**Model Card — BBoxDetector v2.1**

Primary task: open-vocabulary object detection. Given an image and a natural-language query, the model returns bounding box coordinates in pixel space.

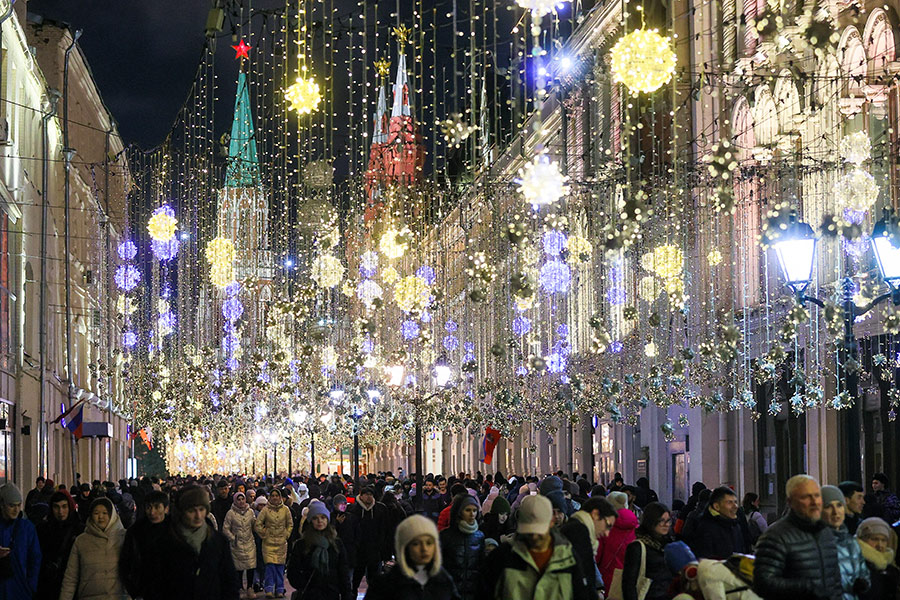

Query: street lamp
[771,208,900,482]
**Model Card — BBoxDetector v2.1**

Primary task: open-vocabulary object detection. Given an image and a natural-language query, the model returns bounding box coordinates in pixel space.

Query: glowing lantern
[285,76,321,115]
[610,29,677,94]
[147,205,178,243]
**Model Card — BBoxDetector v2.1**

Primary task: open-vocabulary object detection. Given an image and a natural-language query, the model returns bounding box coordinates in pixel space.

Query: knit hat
[395,515,442,579]
[0,483,22,506]
[253,496,268,508]
[490,496,511,515]
[873,473,890,486]
[538,476,564,496]
[484,537,499,550]
[607,491,628,512]
[178,486,211,512]
[233,491,246,503]
[665,541,697,573]
[451,493,479,525]
[333,494,347,507]
[820,485,844,508]
[360,486,375,497]
[306,500,330,521]
[857,517,893,542]
[517,494,552,535]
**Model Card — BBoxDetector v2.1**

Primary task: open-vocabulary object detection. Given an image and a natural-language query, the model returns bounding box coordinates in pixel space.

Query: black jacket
[439,526,485,600]
[687,509,749,559]
[559,515,599,590]
[144,518,239,600]
[364,564,461,600]
[420,489,445,522]
[348,500,391,563]
[622,537,672,600]
[332,510,360,566]
[860,561,899,600]
[286,536,352,600]
[211,495,232,529]
[35,514,83,600]
[119,517,168,598]
[481,512,513,543]
[752,511,842,600]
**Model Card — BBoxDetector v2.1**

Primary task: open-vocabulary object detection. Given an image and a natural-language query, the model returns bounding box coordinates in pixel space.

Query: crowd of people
[0,468,897,599]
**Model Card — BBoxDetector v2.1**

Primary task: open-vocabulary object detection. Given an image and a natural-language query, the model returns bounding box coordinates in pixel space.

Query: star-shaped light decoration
[232,40,251,60]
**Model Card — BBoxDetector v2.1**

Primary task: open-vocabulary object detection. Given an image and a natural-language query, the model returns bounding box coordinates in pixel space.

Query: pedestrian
[420,478,444,522]
[820,485,869,600]
[608,473,626,494]
[381,485,408,542]
[437,484,467,531]
[119,489,169,599]
[620,501,674,600]
[223,491,257,598]
[865,473,900,524]
[439,494,484,600]
[146,485,238,600]
[559,496,617,592]
[634,478,659,509]
[855,517,899,600]
[839,482,866,535]
[76,483,93,523]
[480,494,593,600]
[0,482,41,598]
[752,474,841,600]
[675,482,707,536]
[539,475,572,526]
[330,494,359,579]
[742,492,767,546]
[481,495,512,543]
[365,514,459,600]
[348,485,391,592]
[597,490,638,596]
[687,486,749,559]
[212,480,233,529]
[36,490,82,600]
[286,500,352,600]
[255,488,293,598]
[24,477,45,512]
[59,497,127,600]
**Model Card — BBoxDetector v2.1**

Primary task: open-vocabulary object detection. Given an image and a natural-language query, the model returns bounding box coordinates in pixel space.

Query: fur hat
[306,500,330,521]
[607,491,629,512]
[395,515,442,579]
[178,486,211,512]
[820,485,844,508]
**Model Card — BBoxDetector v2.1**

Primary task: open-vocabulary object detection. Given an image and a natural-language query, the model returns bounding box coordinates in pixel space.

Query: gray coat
[223,506,257,571]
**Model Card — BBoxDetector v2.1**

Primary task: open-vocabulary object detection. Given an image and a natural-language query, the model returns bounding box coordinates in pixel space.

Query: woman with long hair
[620,502,673,600]
[741,492,767,546]
[286,500,351,600]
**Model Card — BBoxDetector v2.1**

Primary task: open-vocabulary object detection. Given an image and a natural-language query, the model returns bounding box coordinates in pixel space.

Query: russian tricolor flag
[66,405,84,440]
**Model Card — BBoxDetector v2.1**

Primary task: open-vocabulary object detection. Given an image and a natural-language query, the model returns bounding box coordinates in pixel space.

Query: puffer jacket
[696,559,762,600]
[752,511,842,600]
[688,509,749,560]
[439,522,485,599]
[59,508,128,600]
[598,507,638,593]
[857,538,899,600]
[832,525,869,600]
[223,504,257,571]
[255,502,293,564]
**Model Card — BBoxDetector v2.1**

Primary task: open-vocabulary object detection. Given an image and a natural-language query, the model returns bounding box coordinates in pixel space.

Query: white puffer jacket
[223,505,257,571]
[697,559,763,600]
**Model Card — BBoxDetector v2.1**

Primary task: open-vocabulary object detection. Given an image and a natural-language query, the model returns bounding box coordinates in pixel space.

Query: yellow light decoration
[839,131,870,166]
[641,244,684,280]
[321,346,338,370]
[639,276,659,302]
[522,245,540,266]
[341,280,355,297]
[707,249,723,266]
[117,296,137,315]
[517,154,569,207]
[610,29,677,94]
[515,295,536,311]
[205,237,236,288]
[310,254,345,288]
[835,168,879,213]
[379,226,411,259]
[147,210,177,243]
[381,266,400,285]
[566,235,593,265]
[393,275,430,312]
[284,76,321,115]
[644,341,658,357]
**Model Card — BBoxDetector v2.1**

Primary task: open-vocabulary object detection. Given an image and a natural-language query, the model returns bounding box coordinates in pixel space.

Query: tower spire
[224,71,260,188]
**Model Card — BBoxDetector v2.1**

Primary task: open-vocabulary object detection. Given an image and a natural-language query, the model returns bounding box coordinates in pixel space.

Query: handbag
[605,541,651,600]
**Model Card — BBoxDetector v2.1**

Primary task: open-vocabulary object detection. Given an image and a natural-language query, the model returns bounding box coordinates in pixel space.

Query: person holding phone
[0,482,42,598]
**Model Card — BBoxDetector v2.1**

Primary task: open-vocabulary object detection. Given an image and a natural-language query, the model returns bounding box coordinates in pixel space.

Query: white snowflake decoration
[516,154,570,207]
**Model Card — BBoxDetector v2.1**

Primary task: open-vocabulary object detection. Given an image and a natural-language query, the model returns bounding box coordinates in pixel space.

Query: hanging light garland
[393,275,430,312]
[311,254,345,288]
[205,237,236,288]
[284,0,321,115]
[517,154,570,207]
[379,226,411,259]
[147,204,178,242]
[610,19,677,94]
[835,168,879,214]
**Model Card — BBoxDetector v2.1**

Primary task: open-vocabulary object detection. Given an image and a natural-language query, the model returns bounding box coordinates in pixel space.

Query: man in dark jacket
[24,477,45,513]
[753,474,842,600]
[559,496,617,592]
[864,472,900,525]
[348,486,391,593]
[687,486,749,559]
[211,479,232,529]
[419,477,445,522]
[145,485,238,600]
[119,490,169,599]
[35,491,82,600]
[839,481,865,535]
[331,494,359,568]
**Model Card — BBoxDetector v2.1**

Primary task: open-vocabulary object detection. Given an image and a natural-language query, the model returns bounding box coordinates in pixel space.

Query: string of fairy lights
[108,0,900,474]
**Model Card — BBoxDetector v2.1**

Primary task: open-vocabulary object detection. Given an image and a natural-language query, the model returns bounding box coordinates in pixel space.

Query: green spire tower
[224,71,260,188]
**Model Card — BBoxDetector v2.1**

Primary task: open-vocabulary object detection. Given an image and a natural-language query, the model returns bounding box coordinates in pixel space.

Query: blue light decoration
[223,295,244,322]
[443,335,459,352]
[539,259,571,294]
[516,366,529,376]
[226,357,239,371]
[610,340,624,353]
[222,331,240,354]
[158,311,177,332]
[151,237,180,261]
[547,351,568,373]
[606,288,627,305]
[401,319,420,340]
[289,360,301,384]
[359,251,379,278]
[420,310,432,323]
[416,265,436,285]
[445,320,458,333]
[464,341,476,363]
[115,265,141,292]
[606,263,626,304]
[361,337,375,354]
[117,240,137,261]
[556,323,569,338]
[257,361,271,384]
[542,230,567,256]
[123,331,137,348]
[512,316,532,336]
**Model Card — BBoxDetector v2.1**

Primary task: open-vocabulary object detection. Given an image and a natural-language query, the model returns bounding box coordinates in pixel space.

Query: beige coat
[223,505,257,570]
[59,507,127,600]
[254,502,293,565]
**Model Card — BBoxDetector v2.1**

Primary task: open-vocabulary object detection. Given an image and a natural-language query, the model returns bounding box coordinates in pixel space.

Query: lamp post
[771,209,900,482]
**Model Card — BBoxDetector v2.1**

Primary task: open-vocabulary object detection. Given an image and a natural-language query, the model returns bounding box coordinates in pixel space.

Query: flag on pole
[51,397,86,425]
[65,405,84,440]
[481,427,501,465]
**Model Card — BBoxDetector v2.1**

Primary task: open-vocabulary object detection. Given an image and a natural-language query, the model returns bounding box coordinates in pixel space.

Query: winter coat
[119,518,167,599]
[143,518,239,600]
[866,490,900,525]
[480,530,593,600]
[439,524,485,600]
[752,511,842,600]
[857,538,899,600]
[622,536,672,600]
[559,512,600,590]
[696,559,762,600]
[59,508,127,600]
[0,515,41,599]
[598,507,638,593]
[212,495,232,530]
[223,505,256,571]
[481,512,513,543]
[286,535,352,600]
[420,489,444,522]
[348,500,391,564]
[255,502,293,564]
[35,513,83,600]
[482,487,499,514]
[688,509,749,560]
[832,525,869,600]
[746,509,768,546]
[332,510,360,566]
[365,563,461,600]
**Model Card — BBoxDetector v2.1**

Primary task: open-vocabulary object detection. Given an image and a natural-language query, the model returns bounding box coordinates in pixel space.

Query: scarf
[232,503,250,516]
[858,539,896,571]
[458,520,478,535]
[412,565,429,587]
[179,523,208,555]
[308,533,331,574]
[636,532,666,552]
[571,510,599,554]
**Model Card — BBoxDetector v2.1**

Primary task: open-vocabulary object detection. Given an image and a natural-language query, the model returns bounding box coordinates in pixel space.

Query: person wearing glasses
[621,502,674,600]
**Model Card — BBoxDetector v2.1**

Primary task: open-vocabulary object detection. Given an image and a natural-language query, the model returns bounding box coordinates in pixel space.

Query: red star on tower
[232,40,251,60]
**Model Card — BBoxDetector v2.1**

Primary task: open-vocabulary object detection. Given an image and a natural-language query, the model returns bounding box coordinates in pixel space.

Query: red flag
[481,427,501,465]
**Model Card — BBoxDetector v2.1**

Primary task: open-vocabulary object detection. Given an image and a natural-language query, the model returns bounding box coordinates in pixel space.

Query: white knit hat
[395,514,442,579]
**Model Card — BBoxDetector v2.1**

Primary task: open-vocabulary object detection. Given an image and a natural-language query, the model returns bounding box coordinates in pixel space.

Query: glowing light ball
[515,295,536,311]
[610,29,677,94]
[151,237,179,261]
[542,230,567,256]
[512,316,532,336]
[835,168,879,213]
[205,237,236,288]
[641,244,684,280]
[311,254,344,288]
[707,248,723,266]
[379,226,410,259]
[517,154,569,207]
[394,276,430,313]
[223,296,244,322]
[123,331,137,348]
[320,346,338,370]
[416,265,437,285]
[539,259,571,294]
[840,131,870,166]
[158,312,176,336]
[443,335,459,352]
[117,240,137,261]
[445,320,458,333]
[644,341,658,357]
[356,279,383,308]
[516,0,569,17]
[117,296,137,315]
[566,235,592,265]
[147,205,177,243]
[401,319,420,340]
[359,250,379,278]
[285,76,321,114]
[115,264,141,292]
[381,266,400,285]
